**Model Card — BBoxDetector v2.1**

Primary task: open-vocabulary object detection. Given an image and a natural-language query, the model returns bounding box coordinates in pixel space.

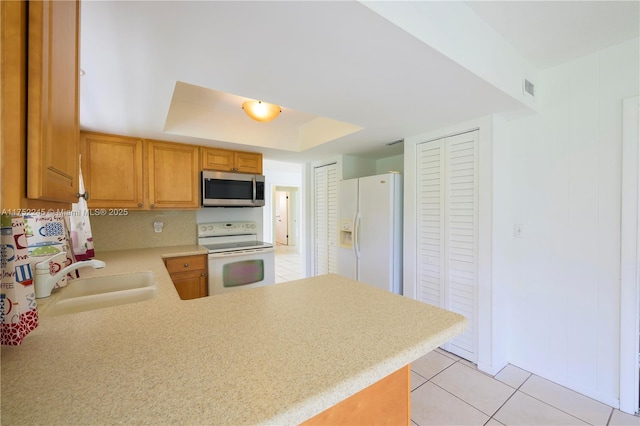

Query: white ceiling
[79,1,639,164]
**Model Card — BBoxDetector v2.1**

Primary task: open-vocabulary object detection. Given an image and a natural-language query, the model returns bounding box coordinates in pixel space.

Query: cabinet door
[170,272,207,300]
[147,140,200,209]
[81,132,145,209]
[234,151,263,174]
[27,0,79,203]
[165,255,208,300]
[201,147,234,171]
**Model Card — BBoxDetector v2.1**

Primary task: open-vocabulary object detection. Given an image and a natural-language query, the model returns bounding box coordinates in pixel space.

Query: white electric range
[197,221,275,295]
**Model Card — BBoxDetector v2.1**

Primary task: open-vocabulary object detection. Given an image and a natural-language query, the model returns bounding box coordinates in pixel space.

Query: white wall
[342,153,405,179]
[505,38,639,407]
[342,155,376,180]
[376,154,404,174]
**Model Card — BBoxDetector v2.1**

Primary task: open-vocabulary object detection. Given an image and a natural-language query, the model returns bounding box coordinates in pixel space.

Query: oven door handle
[209,249,273,259]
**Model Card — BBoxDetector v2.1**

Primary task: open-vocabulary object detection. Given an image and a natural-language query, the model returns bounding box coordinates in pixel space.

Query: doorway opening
[273,186,299,248]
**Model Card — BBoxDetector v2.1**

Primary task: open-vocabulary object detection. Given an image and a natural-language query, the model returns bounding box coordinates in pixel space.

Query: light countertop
[1,245,467,425]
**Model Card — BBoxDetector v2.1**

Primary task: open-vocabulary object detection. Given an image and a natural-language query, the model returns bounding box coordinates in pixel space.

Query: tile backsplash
[90,210,197,251]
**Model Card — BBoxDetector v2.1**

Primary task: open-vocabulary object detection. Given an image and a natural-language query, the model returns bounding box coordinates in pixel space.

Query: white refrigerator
[337,172,402,294]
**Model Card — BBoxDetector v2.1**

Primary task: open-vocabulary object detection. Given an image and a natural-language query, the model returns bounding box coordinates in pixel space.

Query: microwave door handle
[252,176,256,204]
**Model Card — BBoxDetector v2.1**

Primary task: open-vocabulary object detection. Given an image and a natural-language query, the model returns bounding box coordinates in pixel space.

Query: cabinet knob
[138,203,143,207]
[151,204,155,208]
[77,191,89,201]
[200,272,205,277]
[184,263,189,268]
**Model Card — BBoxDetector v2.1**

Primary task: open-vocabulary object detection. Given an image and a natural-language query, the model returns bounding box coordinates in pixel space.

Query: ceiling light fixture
[242,100,281,123]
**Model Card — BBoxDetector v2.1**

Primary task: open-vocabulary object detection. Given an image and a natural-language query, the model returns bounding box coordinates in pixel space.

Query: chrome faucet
[34,258,106,298]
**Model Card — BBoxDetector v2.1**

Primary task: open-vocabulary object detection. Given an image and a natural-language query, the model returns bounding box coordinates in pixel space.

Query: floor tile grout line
[423,358,498,418]
[410,359,458,393]
[605,407,614,426]
[485,385,520,423]
[517,373,614,425]
[428,380,493,420]
[514,389,597,425]
[485,369,534,424]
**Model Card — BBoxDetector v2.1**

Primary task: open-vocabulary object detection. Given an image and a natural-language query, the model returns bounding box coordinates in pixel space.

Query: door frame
[620,95,639,414]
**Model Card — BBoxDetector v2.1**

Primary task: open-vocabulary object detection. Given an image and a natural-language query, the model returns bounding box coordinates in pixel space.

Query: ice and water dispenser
[339,220,353,249]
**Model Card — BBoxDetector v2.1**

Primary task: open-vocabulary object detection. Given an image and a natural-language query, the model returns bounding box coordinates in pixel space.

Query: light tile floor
[412,348,640,426]
[273,248,639,425]
[275,244,303,283]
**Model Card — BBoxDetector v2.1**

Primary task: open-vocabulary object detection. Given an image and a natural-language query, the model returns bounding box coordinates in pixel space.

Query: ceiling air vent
[384,139,404,146]
[523,79,535,98]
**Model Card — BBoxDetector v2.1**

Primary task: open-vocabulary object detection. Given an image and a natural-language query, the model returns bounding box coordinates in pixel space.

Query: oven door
[208,248,275,295]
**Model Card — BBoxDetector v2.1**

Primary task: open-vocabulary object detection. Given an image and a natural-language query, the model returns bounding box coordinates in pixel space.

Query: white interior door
[276,191,289,245]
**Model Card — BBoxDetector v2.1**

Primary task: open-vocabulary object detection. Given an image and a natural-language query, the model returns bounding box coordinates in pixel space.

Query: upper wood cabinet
[27,0,80,203]
[80,132,200,210]
[147,140,200,209]
[201,147,263,174]
[1,1,27,210]
[81,132,145,209]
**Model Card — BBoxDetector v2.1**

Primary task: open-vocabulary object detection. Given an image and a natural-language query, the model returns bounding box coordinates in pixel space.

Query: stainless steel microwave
[201,170,265,207]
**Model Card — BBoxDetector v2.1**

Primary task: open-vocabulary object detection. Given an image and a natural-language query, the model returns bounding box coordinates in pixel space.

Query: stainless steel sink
[45,271,158,316]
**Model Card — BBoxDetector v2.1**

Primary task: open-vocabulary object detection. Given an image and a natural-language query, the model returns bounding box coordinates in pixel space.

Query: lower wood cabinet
[165,255,208,300]
[301,365,410,425]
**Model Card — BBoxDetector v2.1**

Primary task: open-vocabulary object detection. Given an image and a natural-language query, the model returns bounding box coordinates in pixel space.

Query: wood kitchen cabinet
[81,132,145,209]
[302,365,409,425]
[165,255,208,300]
[201,147,263,174]
[1,0,80,209]
[147,140,200,209]
[27,0,80,203]
[80,133,200,209]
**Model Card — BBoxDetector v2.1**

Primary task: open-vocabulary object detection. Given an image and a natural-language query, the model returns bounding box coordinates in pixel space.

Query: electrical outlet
[514,224,524,238]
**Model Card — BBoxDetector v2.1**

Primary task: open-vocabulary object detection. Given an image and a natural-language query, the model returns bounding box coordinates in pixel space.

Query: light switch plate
[514,224,524,238]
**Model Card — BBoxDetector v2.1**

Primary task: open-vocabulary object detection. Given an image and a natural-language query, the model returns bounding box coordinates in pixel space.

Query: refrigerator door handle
[354,212,361,259]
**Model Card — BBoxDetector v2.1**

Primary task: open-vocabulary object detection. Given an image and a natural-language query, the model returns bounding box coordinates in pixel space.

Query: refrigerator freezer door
[357,174,397,292]
[337,179,358,280]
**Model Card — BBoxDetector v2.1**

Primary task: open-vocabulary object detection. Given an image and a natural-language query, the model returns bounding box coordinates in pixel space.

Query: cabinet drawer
[165,255,206,274]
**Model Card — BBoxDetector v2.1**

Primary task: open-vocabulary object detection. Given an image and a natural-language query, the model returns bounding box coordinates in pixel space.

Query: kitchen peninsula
[1,246,467,425]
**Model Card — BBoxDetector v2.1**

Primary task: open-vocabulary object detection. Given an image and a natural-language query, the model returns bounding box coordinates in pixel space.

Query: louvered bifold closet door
[416,130,478,362]
[314,163,338,275]
[416,142,444,308]
[326,165,338,274]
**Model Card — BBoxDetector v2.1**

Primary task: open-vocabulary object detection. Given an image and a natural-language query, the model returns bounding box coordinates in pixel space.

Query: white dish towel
[68,155,95,261]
